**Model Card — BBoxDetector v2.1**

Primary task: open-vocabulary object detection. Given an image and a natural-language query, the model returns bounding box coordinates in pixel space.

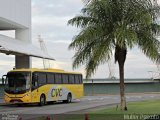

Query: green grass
[37,100,160,120]
[88,99,160,120]
[93,99,160,114]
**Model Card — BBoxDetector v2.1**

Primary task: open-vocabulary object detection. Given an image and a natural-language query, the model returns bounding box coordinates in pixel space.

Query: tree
[68,0,160,110]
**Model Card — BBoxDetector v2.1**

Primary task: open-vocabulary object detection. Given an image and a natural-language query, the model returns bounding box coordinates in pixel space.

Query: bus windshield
[5,72,31,94]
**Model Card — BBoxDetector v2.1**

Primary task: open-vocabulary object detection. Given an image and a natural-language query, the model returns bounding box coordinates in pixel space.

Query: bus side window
[38,73,47,86]
[75,75,79,84]
[62,74,69,84]
[55,74,62,84]
[47,73,55,84]
[69,75,75,84]
[79,75,82,84]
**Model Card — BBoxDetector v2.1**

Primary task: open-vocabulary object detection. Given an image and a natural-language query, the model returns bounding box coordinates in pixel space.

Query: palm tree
[68,0,160,110]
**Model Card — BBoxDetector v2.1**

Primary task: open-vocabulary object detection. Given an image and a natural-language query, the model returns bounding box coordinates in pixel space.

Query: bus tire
[63,93,72,103]
[39,94,46,106]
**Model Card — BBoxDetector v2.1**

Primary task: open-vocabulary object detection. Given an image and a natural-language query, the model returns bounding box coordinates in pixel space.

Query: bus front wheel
[39,94,46,106]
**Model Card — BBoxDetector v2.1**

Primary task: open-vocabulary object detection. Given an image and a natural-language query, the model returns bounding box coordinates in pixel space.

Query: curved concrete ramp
[0,34,54,60]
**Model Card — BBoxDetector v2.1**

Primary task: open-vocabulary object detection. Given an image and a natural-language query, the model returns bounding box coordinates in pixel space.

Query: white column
[15,28,32,69]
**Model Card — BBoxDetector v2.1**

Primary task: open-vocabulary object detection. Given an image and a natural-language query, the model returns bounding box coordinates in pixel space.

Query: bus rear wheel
[63,93,72,103]
[39,94,46,106]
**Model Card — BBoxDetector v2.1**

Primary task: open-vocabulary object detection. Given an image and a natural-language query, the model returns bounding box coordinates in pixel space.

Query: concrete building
[0,0,31,68]
[84,78,160,95]
[0,0,54,69]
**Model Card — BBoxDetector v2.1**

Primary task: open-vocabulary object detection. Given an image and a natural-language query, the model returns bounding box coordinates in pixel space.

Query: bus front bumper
[4,93,32,104]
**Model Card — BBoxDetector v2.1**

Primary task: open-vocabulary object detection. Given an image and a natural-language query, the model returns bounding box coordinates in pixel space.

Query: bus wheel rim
[68,95,71,102]
[41,96,45,104]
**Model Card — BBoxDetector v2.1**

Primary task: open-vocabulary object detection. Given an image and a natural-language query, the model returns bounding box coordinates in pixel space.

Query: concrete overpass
[0,0,54,69]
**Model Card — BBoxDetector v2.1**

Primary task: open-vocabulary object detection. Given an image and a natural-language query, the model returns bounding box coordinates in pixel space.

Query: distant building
[0,78,160,97]
[84,78,160,95]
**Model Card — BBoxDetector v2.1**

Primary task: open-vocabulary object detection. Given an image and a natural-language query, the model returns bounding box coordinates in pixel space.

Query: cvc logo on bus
[51,88,62,97]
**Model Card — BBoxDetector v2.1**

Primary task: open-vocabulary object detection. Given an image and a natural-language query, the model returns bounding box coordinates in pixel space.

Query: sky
[0,0,160,79]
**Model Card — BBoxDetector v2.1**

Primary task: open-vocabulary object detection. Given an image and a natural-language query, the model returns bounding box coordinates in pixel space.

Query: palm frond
[136,25,160,63]
[68,16,98,28]
[68,0,160,78]
[68,25,104,50]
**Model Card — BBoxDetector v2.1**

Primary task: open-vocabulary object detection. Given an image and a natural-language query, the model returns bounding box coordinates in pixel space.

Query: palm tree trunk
[118,63,127,111]
[115,45,127,111]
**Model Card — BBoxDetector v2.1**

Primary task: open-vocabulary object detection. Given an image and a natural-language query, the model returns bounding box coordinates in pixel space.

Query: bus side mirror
[2,75,7,85]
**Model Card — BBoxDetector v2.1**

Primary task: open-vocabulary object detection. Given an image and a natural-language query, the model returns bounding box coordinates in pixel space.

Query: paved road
[0,94,160,119]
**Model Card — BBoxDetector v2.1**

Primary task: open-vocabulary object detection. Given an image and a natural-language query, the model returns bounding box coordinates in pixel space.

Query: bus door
[31,73,39,102]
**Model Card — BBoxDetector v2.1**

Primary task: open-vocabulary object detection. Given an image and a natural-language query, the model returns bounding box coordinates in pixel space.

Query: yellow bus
[3,68,83,106]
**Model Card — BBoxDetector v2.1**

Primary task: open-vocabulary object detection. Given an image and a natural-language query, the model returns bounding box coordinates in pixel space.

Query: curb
[0,102,16,106]
[85,92,160,96]
[0,97,5,106]
[0,97,6,106]
[0,103,6,106]
[65,102,119,114]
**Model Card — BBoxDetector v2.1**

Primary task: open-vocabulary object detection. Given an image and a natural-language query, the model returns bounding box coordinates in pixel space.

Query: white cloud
[32,16,71,27]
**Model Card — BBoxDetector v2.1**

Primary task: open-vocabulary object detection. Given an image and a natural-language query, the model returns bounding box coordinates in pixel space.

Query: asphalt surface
[0,93,160,119]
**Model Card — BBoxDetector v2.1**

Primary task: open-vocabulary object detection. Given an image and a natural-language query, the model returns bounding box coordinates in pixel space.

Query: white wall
[0,0,31,28]
[0,0,32,68]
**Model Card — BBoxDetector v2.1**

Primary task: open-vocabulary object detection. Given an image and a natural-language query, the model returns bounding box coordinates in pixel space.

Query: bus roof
[9,68,82,74]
